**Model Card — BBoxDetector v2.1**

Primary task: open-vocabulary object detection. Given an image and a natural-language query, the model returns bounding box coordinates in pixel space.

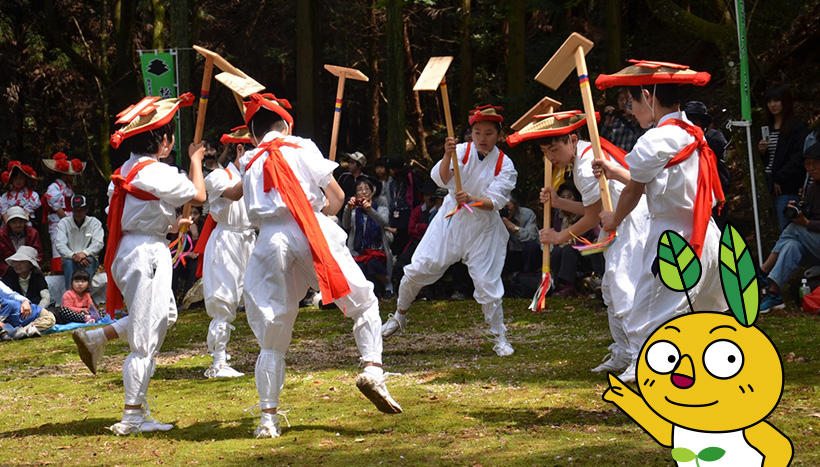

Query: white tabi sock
[363,365,384,379]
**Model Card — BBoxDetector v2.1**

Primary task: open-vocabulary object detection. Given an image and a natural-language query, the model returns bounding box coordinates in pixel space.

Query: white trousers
[203,226,255,362]
[111,234,177,406]
[244,215,383,409]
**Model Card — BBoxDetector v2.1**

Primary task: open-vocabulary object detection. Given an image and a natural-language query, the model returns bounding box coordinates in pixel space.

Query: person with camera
[342,175,394,299]
[500,195,540,277]
[759,142,820,312]
[599,88,643,152]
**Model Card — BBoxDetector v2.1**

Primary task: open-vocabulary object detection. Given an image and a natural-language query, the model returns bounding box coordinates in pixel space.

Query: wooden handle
[574,47,613,212]
[440,80,462,192]
[193,57,214,144]
[542,156,552,272]
[328,75,347,161]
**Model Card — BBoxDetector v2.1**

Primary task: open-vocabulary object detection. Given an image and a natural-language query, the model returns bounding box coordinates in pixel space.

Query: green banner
[139,50,182,164]
[735,0,752,121]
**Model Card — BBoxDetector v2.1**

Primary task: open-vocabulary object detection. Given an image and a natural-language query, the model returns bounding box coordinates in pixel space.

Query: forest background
[1,0,819,244]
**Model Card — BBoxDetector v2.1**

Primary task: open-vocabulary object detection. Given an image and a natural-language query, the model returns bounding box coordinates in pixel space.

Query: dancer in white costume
[507,110,649,374]
[194,126,256,378]
[72,93,206,435]
[239,93,401,439]
[594,60,727,382]
[382,105,517,357]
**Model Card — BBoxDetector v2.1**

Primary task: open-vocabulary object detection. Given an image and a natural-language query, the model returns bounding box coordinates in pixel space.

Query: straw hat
[43,152,86,176]
[595,59,711,90]
[506,110,598,147]
[219,125,253,145]
[243,93,294,127]
[468,105,504,126]
[5,245,39,269]
[109,92,195,149]
[1,161,38,184]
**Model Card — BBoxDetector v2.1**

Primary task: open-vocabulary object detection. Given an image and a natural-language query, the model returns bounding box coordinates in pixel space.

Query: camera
[499,207,510,218]
[783,200,807,220]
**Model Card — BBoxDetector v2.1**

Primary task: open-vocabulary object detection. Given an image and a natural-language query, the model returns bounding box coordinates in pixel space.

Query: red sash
[659,118,725,258]
[104,160,159,317]
[194,214,216,278]
[354,248,387,264]
[461,142,505,176]
[579,137,629,169]
[246,138,351,304]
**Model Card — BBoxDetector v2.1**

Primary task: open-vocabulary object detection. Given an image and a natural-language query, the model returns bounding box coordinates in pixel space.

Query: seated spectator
[2,245,50,308]
[394,181,444,276]
[342,175,394,298]
[0,273,55,341]
[337,151,367,204]
[54,194,104,289]
[0,161,40,222]
[0,206,43,275]
[759,142,820,312]
[58,269,100,324]
[501,195,541,276]
[600,87,643,152]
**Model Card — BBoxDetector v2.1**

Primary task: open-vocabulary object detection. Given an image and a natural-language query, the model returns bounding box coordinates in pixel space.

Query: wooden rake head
[510,97,563,131]
[324,65,369,82]
[534,33,594,90]
[413,56,453,91]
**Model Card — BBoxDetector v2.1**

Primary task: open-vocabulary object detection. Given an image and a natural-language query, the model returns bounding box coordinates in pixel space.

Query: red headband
[244,93,294,128]
[468,105,504,126]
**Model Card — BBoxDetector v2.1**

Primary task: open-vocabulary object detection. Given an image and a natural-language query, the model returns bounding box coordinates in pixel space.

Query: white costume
[0,188,40,218]
[106,155,197,408]
[573,140,650,364]
[396,142,516,339]
[240,130,385,411]
[45,179,74,259]
[202,163,255,375]
[625,111,727,360]
[672,426,763,466]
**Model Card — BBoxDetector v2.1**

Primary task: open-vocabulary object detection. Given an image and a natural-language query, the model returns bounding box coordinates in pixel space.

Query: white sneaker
[355,373,402,414]
[592,345,631,373]
[618,361,637,383]
[253,421,281,439]
[492,334,514,357]
[381,313,406,338]
[73,329,105,375]
[204,364,244,378]
[109,409,173,435]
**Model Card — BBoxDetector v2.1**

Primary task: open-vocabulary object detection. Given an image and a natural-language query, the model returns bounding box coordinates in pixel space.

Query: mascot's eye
[645,340,680,374]
[703,340,744,379]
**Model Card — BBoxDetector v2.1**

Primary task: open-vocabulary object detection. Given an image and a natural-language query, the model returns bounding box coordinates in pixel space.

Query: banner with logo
[139,50,182,164]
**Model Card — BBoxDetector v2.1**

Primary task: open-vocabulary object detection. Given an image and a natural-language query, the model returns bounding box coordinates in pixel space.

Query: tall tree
[385,0,405,158]
[403,15,429,160]
[458,0,473,124]
[368,0,382,160]
[605,0,623,72]
[504,0,527,119]
[169,0,193,169]
[296,0,318,139]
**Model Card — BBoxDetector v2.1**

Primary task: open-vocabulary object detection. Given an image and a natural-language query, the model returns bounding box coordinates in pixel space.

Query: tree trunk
[385,0,405,158]
[296,0,317,140]
[403,15,428,161]
[368,0,381,160]
[458,0,473,133]
[505,0,527,119]
[169,0,193,168]
[606,0,623,72]
[151,0,166,49]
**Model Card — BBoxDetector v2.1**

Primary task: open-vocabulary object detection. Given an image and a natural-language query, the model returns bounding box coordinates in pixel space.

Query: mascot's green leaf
[670,448,696,462]
[719,224,759,326]
[698,447,726,462]
[658,230,702,292]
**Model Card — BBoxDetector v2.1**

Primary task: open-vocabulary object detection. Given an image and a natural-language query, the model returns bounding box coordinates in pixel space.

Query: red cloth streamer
[580,137,629,169]
[246,138,351,304]
[660,118,725,258]
[104,160,159,317]
[353,248,387,264]
[193,214,217,278]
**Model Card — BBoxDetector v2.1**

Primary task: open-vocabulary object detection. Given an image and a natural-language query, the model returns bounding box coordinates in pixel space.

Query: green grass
[0,297,817,465]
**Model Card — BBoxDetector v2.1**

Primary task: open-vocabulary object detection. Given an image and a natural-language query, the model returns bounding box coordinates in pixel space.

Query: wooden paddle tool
[534,33,616,256]
[324,65,369,161]
[512,97,562,312]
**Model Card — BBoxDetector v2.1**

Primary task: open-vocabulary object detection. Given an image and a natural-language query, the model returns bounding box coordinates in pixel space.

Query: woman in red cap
[382,105,518,357]
[0,161,40,222]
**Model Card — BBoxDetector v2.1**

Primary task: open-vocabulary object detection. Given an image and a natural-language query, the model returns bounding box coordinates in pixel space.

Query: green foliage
[657,230,701,293]
[719,224,759,326]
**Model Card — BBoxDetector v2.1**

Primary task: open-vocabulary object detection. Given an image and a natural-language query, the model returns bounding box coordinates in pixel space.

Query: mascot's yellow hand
[603,372,626,403]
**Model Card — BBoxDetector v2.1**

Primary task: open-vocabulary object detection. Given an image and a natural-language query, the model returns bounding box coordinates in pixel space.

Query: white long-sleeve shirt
[53,215,105,260]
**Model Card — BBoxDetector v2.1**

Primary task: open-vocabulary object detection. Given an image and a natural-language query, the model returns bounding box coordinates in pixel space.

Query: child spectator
[42,152,86,272]
[60,269,100,324]
[2,245,50,308]
[0,161,40,221]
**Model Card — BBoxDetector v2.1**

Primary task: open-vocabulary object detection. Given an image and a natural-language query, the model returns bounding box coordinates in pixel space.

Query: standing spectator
[0,161,40,221]
[372,158,393,209]
[386,157,415,255]
[599,87,643,152]
[758,142,820,312]
[337,151,367,202]
[684,101,730,229]
[43,152,86,272]
[501,195,541,276]
[2,245,50,308]
[0,206,43,275]
[54,194,104,289]
[343,176,394,298]
[758,84,809,229]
